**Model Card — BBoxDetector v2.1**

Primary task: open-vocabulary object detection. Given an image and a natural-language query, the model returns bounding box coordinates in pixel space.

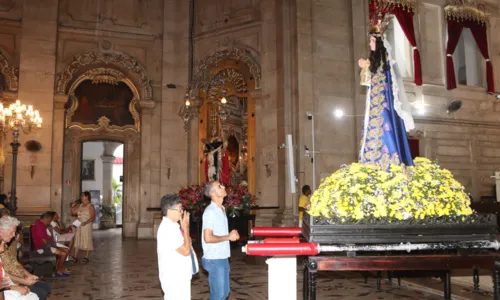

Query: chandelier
[1,99,42,216]
[216,88,229,122]
[0,100,42,133]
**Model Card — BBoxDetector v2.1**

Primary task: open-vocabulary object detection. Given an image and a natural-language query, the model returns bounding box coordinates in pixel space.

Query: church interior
[0,0,500,299]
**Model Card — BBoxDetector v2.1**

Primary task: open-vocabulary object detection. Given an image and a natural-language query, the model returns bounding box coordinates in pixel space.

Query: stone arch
[57,53,155,238]
[195,46,260,193]
[0,49,18,92]
[193,46,261,92]
[55,51,153,101]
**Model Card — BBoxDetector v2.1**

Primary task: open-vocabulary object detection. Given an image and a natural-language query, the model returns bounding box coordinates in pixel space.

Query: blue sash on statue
[359,62,413,171]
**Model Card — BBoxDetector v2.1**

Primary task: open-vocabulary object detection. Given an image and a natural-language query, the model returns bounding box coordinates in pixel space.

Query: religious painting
[226,135,240,167]
[72,80,135,127]
[81,159,95,181]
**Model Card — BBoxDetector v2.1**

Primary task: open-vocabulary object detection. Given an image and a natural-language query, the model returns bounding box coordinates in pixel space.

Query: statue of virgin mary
[357,22,415,172]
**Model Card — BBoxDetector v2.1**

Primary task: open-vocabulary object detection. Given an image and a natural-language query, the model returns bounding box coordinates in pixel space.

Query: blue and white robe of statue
[359,39,415,172]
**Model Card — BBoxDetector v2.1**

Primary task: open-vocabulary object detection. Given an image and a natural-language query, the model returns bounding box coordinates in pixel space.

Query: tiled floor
[44,229,493,299]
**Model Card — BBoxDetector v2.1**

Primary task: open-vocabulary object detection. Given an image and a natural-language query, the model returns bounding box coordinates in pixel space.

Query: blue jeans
[202,258,230,300]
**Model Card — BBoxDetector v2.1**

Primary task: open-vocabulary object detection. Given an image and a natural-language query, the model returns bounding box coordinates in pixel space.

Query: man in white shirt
[202,181,239,300]
[156,194,192,300]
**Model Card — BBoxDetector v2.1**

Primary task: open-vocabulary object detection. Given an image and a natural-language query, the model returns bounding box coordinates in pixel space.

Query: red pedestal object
[251,227,302,237]
[264,238,300,244]
[244,243,319,256]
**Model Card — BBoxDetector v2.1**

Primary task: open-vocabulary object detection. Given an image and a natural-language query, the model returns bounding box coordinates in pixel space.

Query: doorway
[80,141,124,230]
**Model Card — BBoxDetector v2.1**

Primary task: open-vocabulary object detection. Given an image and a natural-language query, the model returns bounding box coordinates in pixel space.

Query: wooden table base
[303,254,500,300]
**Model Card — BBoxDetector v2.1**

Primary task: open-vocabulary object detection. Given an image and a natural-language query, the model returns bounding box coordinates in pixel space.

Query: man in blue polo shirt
[202,181,239,300]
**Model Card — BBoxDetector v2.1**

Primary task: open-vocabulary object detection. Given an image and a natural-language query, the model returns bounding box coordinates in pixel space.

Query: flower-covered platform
[302,158,498,244]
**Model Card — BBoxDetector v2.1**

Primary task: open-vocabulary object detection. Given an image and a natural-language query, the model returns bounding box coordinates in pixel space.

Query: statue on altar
[357,20,415,171]
[203,137,230,185]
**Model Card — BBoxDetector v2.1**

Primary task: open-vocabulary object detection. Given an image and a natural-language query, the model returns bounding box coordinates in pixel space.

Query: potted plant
[100,204,116,229]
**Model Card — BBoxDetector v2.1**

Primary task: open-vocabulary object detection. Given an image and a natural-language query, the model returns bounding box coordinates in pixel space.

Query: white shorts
[5,289,40,300]
[162,280,191,300]
[298,220,303,228]
[57,232,75,242]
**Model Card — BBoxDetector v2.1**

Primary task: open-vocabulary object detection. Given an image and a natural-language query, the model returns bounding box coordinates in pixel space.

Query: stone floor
[44,229,494,299]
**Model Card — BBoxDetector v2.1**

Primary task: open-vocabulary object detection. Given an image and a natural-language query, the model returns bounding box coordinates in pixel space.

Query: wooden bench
[21,227,56,277]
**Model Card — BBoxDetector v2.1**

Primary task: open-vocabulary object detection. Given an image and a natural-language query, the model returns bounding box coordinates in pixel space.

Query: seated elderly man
[1,225,51,300]
[0,216,41,300]
[31,212,70,277]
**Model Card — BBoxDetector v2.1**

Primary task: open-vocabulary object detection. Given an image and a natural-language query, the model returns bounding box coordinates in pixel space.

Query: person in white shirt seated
[46,212,74,250]
[156,194,192,300]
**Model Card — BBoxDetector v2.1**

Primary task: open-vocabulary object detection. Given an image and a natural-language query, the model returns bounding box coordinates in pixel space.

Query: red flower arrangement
[178,184,206,214]
[178,182,256,217]
[224,182,257,217]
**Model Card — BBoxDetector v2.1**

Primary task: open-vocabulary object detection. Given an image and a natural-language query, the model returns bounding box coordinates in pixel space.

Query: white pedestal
[495,172,500,201]
[266,257,297,300]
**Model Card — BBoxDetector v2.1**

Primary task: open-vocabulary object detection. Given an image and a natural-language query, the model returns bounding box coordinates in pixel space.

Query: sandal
[69,256,78,263]
[82,257,89,264]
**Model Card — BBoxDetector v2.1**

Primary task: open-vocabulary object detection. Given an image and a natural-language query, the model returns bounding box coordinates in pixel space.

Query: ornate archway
[56,51,153,101]
[0,50,18,195]
[195,46,260,194]
[57,54,154,238]
[0,50,18,92]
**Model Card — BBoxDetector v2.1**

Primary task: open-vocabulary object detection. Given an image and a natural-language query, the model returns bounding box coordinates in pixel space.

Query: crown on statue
[369,18,390,38]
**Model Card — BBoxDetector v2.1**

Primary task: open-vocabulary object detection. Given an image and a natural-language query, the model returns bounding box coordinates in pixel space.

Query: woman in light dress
[70,191,96,263]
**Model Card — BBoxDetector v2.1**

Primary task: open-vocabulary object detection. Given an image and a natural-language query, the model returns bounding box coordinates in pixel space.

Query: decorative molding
[83,68,125,85]
[67,116,139,135]
[207,68,248,99]
[408,129,425,138]
[194,46,261,91]
[445,0,489,23]
[0,52,18,92]
[56,51,152,100]
[414,116,500,129]
[0,1,14,12]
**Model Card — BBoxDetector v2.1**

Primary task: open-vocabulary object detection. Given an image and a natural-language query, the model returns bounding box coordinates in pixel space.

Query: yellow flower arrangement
[308,157,473,223]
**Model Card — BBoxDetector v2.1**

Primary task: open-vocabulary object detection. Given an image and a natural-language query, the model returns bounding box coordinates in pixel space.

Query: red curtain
[393,7,422,86]
[445,20,464,90]
[468,21,495,93]
[408,139,419,159]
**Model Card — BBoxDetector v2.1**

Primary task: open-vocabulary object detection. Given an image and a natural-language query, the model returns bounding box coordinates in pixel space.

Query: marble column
[10,0,59,214]
[257,0,280,210]
[161,0,189,197]
[101,155,115,206]
[138,103,154,239]
[51,94,67,216]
